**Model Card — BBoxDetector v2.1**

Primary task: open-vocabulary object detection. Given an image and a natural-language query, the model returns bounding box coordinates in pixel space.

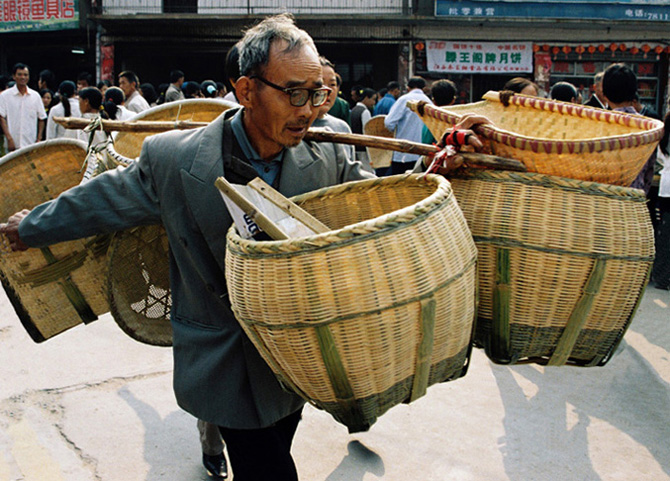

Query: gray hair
[238,14,318,77]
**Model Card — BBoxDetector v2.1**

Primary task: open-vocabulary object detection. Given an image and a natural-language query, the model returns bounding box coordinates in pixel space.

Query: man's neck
[242,110,283,162]
[16,84,28,95]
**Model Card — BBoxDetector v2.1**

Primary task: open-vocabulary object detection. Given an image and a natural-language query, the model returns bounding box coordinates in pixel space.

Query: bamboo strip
[548,259,607,366]
[492,248,511,362]
[409,297,436,402]
[315,324,368,432]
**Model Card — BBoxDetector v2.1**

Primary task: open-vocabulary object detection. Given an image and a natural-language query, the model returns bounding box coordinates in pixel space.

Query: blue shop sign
[435,1,670,21]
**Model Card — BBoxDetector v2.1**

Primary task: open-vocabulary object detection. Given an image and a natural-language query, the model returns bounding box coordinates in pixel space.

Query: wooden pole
[53,116,527,172]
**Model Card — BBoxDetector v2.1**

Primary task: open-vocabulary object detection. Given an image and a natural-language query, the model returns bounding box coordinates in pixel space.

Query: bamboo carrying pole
[54,117,527,172]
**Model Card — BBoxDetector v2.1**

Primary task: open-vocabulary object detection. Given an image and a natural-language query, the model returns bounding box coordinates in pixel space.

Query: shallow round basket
[409,91,664,186]
[0,139,111,342]
[225,174,478,432]
[106,224,172,346]
[449,170,655,366]
[109,98,237,159]
[363,115,394,169]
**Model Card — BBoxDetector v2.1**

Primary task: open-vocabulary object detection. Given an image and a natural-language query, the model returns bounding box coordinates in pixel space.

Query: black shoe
[203,452,228,479]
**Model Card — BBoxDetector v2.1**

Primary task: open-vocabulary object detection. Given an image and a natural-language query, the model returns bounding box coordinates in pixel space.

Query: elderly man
[0,63,47,151]
[1,14,372,481]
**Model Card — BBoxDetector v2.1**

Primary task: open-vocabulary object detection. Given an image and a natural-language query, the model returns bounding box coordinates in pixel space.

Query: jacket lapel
[180,110,237,270]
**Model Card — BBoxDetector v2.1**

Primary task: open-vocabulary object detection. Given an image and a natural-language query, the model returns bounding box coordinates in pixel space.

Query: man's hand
[6,136,16,152]
[0,210,31,251]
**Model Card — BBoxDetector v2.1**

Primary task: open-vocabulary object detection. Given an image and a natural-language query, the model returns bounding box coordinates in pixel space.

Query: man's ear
[235,76,253,107]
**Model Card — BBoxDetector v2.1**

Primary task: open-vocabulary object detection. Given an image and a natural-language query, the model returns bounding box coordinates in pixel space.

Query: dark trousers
[379,161,414,177]
[218,407,303,481]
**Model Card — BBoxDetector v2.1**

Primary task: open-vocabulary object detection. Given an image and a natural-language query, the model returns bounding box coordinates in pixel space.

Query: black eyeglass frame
[250,75,332,107]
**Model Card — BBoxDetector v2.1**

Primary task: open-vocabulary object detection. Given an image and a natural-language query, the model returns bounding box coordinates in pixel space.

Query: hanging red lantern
[587,45,596,54]
[562,46,572,55]
[630,46,640,55]
[414,42,425,51]
[552,46,560,58]
[532,44,540,52]
[641,44,651,58]
[665,46,670,54]
[598,44,606,53]
[542,44,550,52]
[576,45,585,59]
[619,43,626,52]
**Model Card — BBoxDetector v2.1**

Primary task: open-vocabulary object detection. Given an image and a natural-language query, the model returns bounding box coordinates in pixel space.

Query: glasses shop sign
[426,41,533,74]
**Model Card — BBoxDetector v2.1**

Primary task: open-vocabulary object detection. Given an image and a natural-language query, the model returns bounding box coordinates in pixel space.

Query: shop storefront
[414,0,670,114]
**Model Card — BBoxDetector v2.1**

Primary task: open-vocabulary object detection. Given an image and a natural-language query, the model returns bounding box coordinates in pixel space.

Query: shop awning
[435,1,670,22]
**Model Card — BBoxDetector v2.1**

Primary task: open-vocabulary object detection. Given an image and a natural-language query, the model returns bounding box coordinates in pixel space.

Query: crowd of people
[0,16,668,480]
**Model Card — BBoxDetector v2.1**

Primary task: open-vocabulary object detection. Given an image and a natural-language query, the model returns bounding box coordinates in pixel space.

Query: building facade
[1,0,668,113]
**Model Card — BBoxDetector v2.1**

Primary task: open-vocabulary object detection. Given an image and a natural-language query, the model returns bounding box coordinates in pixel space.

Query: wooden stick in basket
[54,117,527,172]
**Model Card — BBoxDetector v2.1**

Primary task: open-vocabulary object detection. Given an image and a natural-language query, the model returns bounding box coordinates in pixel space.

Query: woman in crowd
[46,80,80,140]
[103,86,134,121]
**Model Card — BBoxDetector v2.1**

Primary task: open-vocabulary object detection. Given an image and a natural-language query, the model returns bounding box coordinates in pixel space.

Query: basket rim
[126,98,239,122]
[0,138,88,167]
[409,91,664,155]
[226,173,453,255]
[450,169,648,202]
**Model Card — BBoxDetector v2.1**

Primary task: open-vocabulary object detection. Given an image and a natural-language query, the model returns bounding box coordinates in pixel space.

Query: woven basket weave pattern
[111,99,235,159]
[450,170,654,365]
[225,174,477,431]
[411,93,663,186]
[0,140,110,341]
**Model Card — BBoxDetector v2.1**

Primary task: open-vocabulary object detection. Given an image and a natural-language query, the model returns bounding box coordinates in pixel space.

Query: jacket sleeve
[19,142,163,247]
[384,97,405,132]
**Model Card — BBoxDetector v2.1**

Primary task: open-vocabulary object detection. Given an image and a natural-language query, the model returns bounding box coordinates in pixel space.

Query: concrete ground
[0,284,668,481]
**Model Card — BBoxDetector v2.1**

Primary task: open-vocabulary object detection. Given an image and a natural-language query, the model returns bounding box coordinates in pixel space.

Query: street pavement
[0,284,668,480]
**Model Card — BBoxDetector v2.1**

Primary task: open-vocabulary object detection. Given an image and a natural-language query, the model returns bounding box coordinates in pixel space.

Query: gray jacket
[19,108,374,428]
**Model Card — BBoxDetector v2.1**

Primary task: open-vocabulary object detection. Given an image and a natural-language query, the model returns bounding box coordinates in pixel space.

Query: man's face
[118,76,134,97]
[390,87,401,99]
[13,68,29,88]
[77,80,89,92]
[362,94,376,109]
[243,42,323,156]
[319,65,338,115]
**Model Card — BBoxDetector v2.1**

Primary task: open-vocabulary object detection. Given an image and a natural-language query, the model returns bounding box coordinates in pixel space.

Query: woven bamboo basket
[449,170,654,366]
[225,174,478,432]
[0,139,111,342]
[409,91,664,186]
[363,115,394,169]
[106,224,172,346]
[109,98,236,159]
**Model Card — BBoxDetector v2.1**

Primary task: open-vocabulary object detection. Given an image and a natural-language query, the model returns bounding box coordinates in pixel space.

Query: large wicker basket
[109,98,236,159]
[225,174,478,432]
[0,139,111,342]
[409,91,664,186]
[449,170,654,366]
[363,115,394,169]
[106,224,172,346]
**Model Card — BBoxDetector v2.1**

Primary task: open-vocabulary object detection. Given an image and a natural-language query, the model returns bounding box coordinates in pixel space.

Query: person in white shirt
[383,77,432,175]
[46,80,81,140]
[0,63,47,152]
[118,70,150,114]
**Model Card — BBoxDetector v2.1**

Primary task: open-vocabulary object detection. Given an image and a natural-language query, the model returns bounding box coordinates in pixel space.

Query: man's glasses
[250,75,331,107]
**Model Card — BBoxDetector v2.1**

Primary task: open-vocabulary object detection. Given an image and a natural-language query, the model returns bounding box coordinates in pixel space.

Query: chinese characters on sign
[0,0,78,33]
[426,41,533,74]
